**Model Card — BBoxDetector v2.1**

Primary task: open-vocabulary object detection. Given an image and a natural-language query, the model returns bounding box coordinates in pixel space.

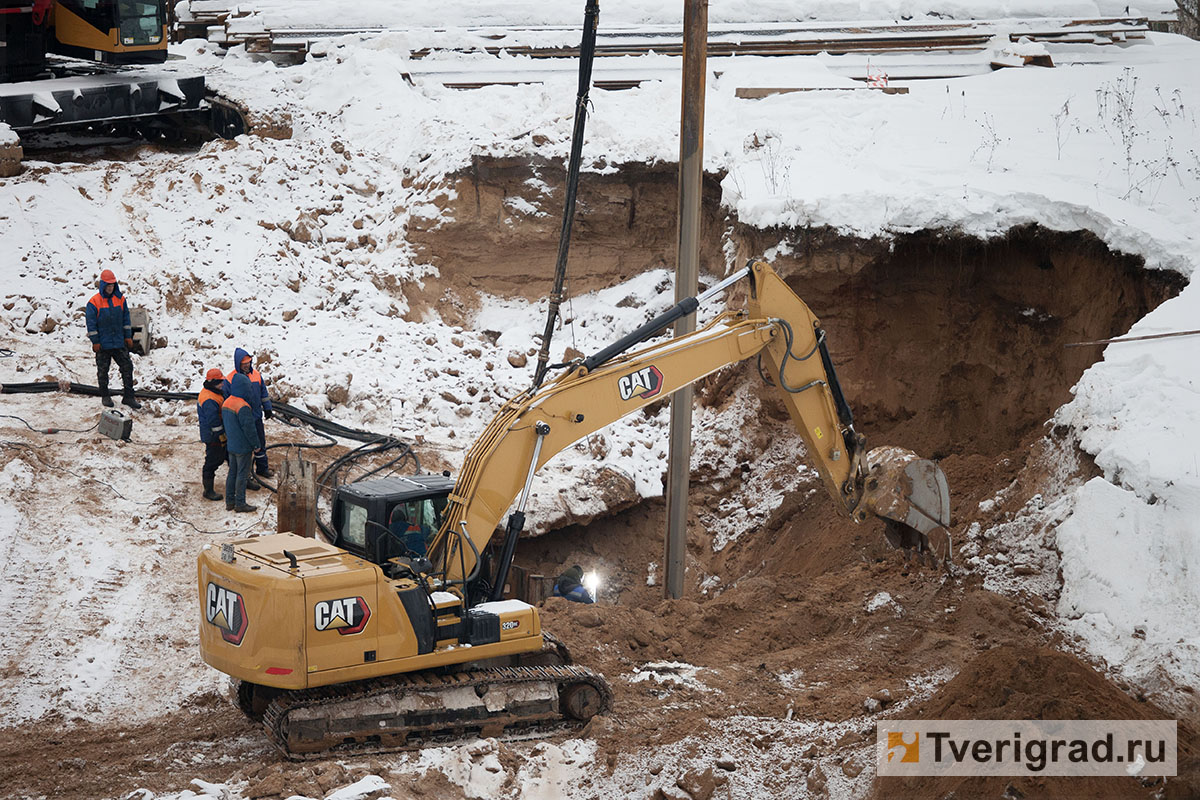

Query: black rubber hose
[0,380,403,446]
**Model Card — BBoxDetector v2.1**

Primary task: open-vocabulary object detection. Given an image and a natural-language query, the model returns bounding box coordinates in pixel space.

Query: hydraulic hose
[0,380,404,445]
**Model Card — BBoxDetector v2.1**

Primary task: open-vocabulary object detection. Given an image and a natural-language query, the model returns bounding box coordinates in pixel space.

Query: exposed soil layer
[404,158,726,315]
[411,157,1182,464]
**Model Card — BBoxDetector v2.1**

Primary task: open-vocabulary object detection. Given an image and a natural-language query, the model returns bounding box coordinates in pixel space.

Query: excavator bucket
[859,446,952,568]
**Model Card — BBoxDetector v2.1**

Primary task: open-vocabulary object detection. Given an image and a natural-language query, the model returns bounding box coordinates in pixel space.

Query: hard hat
[205,368,224,381]
[100,269,117,283]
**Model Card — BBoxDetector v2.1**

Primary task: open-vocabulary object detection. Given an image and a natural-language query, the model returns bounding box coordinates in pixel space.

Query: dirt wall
[406,158,726,300]
[738,224,1184,461]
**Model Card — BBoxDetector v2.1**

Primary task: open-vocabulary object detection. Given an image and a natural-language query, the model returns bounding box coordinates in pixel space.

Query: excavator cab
[50,0,168,64]
[332,474,455,568]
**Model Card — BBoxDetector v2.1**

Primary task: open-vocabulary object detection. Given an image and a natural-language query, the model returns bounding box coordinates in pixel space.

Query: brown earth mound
[870,646,1200,800]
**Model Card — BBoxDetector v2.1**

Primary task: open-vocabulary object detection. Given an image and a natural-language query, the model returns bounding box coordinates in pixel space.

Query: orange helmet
[205,368,224,381]
[100,269,117,284]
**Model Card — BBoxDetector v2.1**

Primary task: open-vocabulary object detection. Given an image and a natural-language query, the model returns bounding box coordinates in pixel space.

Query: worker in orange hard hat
[85,269,141,409]
[197,368,227,502]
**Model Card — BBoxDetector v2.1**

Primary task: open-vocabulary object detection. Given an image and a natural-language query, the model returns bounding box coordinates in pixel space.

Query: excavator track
[261,662,612,760]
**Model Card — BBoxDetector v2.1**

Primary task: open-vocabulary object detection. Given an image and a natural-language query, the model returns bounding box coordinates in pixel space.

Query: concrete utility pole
[664,0,708,599]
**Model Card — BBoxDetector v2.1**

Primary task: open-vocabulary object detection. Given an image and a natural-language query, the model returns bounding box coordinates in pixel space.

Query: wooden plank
[276,449,318,538]
[526,573,545,605]
[507,563,528,601]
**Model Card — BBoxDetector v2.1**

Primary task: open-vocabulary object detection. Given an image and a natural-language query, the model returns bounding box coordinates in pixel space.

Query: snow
[2,1,1200,796]
[865,591,904,616]
[191,0,1178,32]
[1052,290,1200,701]
[0,422,224,724]
[473,598,534,615]
[630,660,710,691]
[323,776,391,800]
[1056,478,1200,698]
[415,739,508,799]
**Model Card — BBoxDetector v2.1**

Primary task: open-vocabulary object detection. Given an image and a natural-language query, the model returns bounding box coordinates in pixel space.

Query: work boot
[122,393,142,410]
[203,476,223,502]
[246,476,262,492]
[234,502,258,513]
[256,466,274,479]
[226,500,235,511]
[101,394,114,408]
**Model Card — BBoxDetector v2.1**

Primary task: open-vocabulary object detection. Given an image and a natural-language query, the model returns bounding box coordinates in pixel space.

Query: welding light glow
[583,570,601,599]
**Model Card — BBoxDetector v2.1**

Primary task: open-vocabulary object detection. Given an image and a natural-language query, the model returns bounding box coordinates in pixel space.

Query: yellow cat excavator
[197,259,951,758]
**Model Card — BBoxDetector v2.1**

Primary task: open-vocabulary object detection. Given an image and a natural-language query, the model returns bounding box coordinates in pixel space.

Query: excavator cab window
[339,502,369,551]
[331,474,457,567]
[58,0,162,46]
[116,0,162,45]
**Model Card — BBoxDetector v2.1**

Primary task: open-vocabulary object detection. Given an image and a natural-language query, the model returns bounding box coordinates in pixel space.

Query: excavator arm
[429,260,951,590]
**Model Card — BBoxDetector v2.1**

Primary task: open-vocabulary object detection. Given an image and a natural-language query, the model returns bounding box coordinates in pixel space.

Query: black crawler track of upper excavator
[260,663,612,760]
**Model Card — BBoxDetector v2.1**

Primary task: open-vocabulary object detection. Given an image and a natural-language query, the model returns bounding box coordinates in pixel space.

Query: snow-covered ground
[2,1,1199,797]
[185,0,1180,33]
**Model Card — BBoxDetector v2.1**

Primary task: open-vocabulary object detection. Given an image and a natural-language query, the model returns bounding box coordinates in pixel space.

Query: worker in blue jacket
[221,373,260,513]
[85,268,141,409]
[552,565,595,604]
[222,347,273,480]
[197,368,227,502]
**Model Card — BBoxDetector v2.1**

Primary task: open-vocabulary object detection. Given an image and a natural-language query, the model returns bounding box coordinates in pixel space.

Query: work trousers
[253,417,269,474]
[96,348,134,396]
[226,451,252,508]
[203,441,227,483]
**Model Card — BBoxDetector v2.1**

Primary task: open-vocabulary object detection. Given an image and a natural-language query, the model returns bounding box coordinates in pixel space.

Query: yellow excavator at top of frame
[197,259,951,758]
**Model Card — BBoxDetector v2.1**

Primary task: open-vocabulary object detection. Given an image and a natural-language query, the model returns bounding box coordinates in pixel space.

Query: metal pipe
[517,422,551,511]
[696,266,749,304]
[665,0,708,600]
[490,421,551,601]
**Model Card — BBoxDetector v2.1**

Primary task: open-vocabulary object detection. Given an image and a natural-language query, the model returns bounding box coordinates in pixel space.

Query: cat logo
[314,596,372,635]
[205,582,248,646]
[617,365,663,401]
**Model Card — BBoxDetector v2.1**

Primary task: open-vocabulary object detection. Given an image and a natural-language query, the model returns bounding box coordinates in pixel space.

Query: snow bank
[1053,282,1200,701]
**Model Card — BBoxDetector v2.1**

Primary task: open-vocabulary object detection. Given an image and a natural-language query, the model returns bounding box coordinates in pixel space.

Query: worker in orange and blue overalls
[222,347,274,483]
[221,373,260,513]
[85,269,141,409]
[197,368,227,502]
